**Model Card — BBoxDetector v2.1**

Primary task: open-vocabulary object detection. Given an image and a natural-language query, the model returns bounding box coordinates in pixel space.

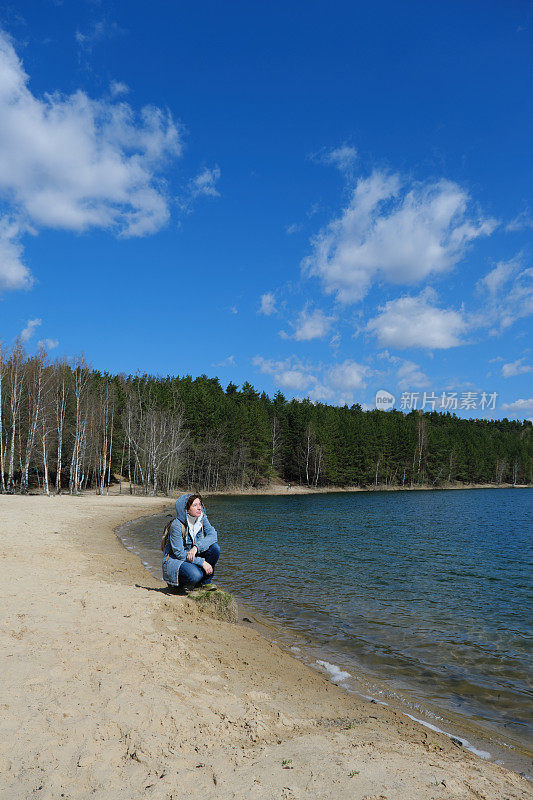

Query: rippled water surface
[118,488,532,766]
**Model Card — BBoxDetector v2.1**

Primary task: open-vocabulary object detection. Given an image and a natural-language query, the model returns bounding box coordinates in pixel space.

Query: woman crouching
[162,493,221,591]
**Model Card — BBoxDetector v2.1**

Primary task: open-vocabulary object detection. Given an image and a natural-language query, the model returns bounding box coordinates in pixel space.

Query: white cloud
[327,359,368,391]
[321,144,358,174]
[308,360,369,405]
[213,354,235,368]
[0,30,183,289]
[258,292,276,315]
[290,307,335,341]
[476,257,533,332]
[109,80,129,98]
[253,356,317,392]
[253,355,370,405]
[499,268,533,329]
[502,358,533,378]
[477,257,519,297]
[189,166,220,199]
[376,350,430,390]
[303,171,497,303]
[506,211,533,232]
[500,398,533,414]
[0,217,31,290]
[367,289,468,350]
[20,317,41,341]
[178,166,221,212]
[38,338,59,350]
[277,369,314,391]
[396,360,430,390]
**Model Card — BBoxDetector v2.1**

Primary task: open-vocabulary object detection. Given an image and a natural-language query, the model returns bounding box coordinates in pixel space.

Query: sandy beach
[0,494,531,800]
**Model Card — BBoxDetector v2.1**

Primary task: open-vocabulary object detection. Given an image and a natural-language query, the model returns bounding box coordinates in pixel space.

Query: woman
[162,493,221,590]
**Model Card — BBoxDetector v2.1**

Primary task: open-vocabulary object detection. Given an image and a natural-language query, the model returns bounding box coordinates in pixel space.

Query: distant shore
[11,477,530,500]
[203,480,531,497]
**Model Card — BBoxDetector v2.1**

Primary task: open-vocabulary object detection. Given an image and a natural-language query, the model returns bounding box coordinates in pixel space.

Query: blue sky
[0,0,532,419]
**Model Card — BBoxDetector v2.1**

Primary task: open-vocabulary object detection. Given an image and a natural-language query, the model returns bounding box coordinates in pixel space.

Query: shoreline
[205,481,531,497]
[116,504,533,779]
[1,494,531,800]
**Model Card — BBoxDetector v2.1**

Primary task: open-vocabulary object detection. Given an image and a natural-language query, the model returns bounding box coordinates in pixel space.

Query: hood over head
[175,493,191,525]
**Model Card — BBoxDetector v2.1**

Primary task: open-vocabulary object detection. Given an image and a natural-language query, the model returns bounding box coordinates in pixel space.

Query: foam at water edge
[316,660,351,684]
[314,661,492,763]
[403,713,491,759]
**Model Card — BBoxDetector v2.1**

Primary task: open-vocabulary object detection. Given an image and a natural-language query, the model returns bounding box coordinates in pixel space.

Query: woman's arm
[195,514,218,553]
[168,520,205,567]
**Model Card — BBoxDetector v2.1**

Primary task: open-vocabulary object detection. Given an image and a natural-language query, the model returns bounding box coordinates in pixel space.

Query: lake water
[116,488,532,774]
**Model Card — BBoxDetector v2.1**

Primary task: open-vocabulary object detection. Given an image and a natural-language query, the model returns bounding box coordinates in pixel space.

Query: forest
[1,343,531,494]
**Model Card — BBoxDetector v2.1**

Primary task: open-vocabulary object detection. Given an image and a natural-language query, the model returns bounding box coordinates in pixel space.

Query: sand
[0,494,531,800]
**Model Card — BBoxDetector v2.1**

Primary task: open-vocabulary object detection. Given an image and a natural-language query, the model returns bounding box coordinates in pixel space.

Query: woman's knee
[178,561,203,588]
[204,542,221,564]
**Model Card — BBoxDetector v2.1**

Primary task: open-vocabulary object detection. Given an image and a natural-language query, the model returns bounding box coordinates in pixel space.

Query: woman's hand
[202,561,213,576]
[186,546,198,562]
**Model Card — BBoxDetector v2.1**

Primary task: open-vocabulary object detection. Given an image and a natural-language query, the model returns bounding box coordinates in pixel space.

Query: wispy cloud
[282,307,336,341]
[189,166,220,199]
[212,355,235,368]
[477,256,519,297]
[502,357,533,378]
[253,355,316,392]
[500,397,533,414]
[506,210,533,232]
[178,166,221,212]
[319,144,358,176]
[476,256,533,333]
[109,80,129,98]
[303,171,497,304]
[258,292,276,315]
[286,222,303,235]
[377,351,430,390]
[327,359,369,392]
[20,318,41,341]
[0,217,31,291]
[38,338,59,350]
[75,19,125,55]
[396,360,430,390]
[253,355,370,405]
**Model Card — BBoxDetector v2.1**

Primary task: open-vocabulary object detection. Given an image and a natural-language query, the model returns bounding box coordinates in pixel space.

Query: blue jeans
[176,543,220,589]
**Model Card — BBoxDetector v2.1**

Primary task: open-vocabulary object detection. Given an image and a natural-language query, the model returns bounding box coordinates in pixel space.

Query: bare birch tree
[69,358,90,494]
[0,343,5,493]
[6,342,24,492]
[21,350,46,493]
[54,361,69,494]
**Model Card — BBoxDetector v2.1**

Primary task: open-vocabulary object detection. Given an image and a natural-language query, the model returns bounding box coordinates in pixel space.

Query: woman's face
[188,498,202,517]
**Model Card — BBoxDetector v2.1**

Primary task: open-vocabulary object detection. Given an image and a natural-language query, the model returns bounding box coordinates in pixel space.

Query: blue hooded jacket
[162,493,218,586]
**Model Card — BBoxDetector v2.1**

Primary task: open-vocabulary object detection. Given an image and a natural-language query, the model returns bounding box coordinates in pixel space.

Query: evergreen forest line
[1,345,531,495]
